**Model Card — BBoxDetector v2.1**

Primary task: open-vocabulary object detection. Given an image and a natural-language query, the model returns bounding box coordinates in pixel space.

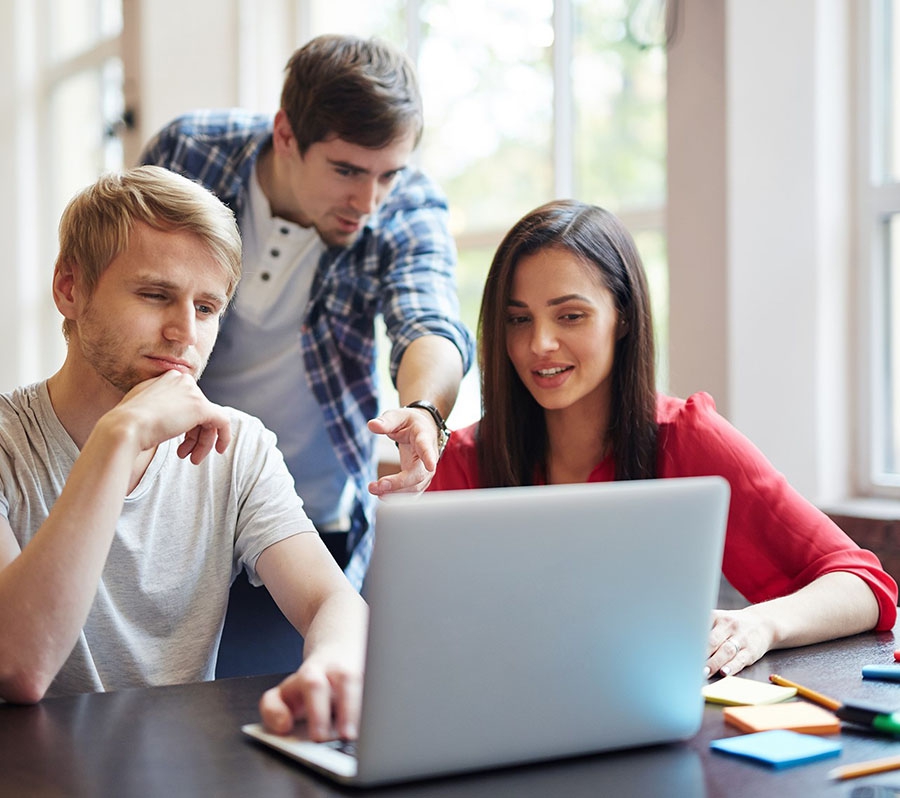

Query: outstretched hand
[367,408,441,496]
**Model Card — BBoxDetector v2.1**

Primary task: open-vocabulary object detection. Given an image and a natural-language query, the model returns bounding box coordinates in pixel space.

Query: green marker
[837,702,900,735]
[872,712,900,735]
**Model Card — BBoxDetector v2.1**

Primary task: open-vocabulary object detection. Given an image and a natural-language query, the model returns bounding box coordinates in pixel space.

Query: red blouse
[429,392,899,630]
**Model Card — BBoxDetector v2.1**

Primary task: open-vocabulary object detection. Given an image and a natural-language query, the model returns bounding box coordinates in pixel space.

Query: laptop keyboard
[323,739,358,759]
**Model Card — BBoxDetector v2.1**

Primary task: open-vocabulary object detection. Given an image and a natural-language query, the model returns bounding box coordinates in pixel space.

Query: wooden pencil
[768,674,842,711]
[828,753,900,780]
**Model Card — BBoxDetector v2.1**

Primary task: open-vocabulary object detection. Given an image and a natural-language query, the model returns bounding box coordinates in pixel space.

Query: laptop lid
[244,476,729,787]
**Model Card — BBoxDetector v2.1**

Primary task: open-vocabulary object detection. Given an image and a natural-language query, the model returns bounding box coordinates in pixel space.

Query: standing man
[0,166,365,740]
[141,34,474,589]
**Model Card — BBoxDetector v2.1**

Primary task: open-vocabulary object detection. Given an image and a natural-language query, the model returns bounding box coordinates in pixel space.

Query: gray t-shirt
[0,381,316,697]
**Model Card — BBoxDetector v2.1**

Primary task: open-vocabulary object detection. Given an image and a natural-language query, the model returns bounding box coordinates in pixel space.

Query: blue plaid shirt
[141,110,474,588]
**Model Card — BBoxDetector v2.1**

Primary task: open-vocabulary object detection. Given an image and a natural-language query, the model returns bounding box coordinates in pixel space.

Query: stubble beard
[318,224,360,249]
[77,308,205,396]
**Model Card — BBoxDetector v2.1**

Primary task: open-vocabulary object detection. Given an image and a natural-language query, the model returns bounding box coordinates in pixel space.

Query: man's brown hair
[281,34,423,154]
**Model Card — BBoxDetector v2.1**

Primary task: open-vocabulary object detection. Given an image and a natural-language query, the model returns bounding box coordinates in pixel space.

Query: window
[859,0,900,492]
[16,0,666,427]
[305,0,668,426]
[45,0,124,228]
[0,2,125,390]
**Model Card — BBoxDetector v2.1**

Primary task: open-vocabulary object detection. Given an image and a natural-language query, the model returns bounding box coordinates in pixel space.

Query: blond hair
[56,166,242,339]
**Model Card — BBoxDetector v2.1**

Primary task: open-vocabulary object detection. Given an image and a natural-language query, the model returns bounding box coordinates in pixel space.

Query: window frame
[857,0,900,495]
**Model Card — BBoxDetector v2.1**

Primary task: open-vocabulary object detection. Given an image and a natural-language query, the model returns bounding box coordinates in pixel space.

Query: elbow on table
[875,598,898,632]
[0,667,55,704]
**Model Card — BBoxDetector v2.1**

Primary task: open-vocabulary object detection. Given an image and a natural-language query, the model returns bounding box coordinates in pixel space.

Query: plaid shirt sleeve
[374,169,475,382]
[139,110,273,218]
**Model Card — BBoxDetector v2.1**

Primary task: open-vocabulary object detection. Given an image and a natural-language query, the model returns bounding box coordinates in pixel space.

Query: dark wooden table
[3,624,900,797]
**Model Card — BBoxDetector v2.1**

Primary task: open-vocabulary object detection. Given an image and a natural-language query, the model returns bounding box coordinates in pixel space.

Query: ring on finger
[727,638,741,656]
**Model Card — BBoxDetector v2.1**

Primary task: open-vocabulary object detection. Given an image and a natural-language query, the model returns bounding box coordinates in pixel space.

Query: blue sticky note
[709,729,842,769]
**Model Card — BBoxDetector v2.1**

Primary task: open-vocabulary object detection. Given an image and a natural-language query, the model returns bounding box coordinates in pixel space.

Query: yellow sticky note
[702,676,797,706]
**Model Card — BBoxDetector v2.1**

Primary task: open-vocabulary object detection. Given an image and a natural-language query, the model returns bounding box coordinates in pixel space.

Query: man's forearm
[395,335,465,420]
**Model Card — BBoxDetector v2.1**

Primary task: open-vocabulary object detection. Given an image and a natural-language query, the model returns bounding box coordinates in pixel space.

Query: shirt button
[260,272,271,281]
[270,248,280,257]
[280,226,290,235]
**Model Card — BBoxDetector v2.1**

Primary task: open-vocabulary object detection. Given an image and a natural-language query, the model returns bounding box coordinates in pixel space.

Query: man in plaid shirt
[141,35,473,599]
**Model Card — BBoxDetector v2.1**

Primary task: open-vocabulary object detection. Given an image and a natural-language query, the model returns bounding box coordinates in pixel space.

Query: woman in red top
[429,199,897,677]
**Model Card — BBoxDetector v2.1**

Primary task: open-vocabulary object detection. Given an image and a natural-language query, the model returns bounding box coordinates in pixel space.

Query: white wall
[122,0,242,164]
[668,0,851,504]
[122,0,301,164]
[667,0,728,411]
[0,1,49,392]
[728,0,850,503]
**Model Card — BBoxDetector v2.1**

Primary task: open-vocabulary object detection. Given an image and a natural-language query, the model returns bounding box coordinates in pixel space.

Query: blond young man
[0,166,366,739]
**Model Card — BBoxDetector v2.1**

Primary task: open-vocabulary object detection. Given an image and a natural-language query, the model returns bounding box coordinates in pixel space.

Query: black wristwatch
[405,401,451,453]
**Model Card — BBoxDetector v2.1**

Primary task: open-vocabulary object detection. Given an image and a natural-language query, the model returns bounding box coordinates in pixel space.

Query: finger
[715,636,739,660]
[711,636,743,676]
[176,425,217,464]
[188,423,220,464]
[214,417,232,452]
[303,676,335,742]
[176,427,200,460]
[367,416,392,435]
[410,429,438,471]
[259,685,301,735]
[176,416,231,461]
[706,614,736,656]
[367,466,430,496]
[368,478,396,497]
[272,665,336,742]
[332,670,363,741]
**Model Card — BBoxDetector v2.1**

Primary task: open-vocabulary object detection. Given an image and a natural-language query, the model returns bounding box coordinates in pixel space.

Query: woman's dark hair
[281,34,423,154]
[477,200,658,486]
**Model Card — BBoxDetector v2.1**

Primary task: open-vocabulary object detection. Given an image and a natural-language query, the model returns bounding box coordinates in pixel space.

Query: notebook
[243,476,730,787]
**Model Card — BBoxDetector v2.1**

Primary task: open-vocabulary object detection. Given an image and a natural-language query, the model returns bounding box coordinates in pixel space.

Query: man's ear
[52,257,80,321]
[272,109,299,158]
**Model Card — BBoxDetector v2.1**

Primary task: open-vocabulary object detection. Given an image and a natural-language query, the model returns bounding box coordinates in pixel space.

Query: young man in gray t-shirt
[0,166,366,742]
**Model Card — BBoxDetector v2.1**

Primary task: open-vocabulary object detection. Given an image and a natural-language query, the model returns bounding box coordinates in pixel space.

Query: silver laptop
[243,476,729,787]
